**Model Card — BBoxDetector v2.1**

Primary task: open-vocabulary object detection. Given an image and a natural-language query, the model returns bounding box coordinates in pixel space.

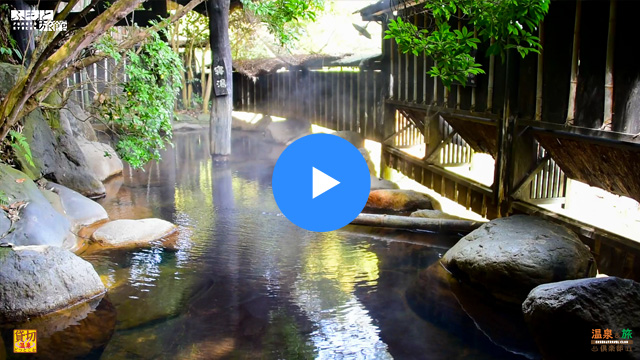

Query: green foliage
[0,4,22,63]
[8,130,34,167]
[95,30,123,62]
[241,0,324,47]
[385,0,550,87]
[97,30,183,169]
[180,11,209,46]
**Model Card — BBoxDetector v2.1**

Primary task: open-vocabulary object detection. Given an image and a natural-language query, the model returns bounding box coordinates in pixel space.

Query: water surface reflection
[9,130,527,359]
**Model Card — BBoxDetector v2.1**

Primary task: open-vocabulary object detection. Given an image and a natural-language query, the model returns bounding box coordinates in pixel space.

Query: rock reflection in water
[0,296,116,360]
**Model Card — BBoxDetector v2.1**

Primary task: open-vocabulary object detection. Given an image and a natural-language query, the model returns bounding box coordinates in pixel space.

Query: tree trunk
[181,52,189,108]
[187,40,196,108]
[350,214,485,233]
[201,44,208,111]
[202,55,213,114]
[208,0,232,158]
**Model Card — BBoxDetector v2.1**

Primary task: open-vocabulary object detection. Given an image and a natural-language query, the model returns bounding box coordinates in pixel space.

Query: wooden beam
[351,214,485,233]
[385,99,501,123]
[426,130,458,163]
[520,119,640,149]
[511,153,552,197]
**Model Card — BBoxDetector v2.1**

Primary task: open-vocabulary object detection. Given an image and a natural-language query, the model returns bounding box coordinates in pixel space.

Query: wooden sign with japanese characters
[212,57,228,96]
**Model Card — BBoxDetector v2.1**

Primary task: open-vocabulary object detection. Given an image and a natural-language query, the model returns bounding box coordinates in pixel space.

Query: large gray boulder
[365,189,437,213]
[77,138,123,181]
[59,100,98,141]
[0,164,75,248]
[442,215,597,303]
[523,277,640,359]
[0,245,106,322]
[92,218,176,247]
[263,118,312,144]
[0,212,10,236]
[15,106,105,198]
[47,183,109,232]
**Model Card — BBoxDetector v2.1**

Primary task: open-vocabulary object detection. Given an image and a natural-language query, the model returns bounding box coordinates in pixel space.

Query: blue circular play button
[272,133,371,232]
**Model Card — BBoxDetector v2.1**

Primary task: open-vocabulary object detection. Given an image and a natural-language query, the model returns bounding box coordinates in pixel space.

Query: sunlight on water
[1,130,528,359]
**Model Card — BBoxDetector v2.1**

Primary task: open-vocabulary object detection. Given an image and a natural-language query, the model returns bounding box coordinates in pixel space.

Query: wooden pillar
[566,0,582,125]
[494,49,518,217]
[535,22,545,121]
[603,0,616,130]
[209,0,232,158]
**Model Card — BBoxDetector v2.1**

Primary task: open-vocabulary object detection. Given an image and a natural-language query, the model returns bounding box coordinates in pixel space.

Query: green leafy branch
[241,0,324,47]
[385,0,550,87]
[96,29,183,169]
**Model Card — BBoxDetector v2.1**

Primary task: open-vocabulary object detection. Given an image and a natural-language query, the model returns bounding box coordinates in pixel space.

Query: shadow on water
[2,129,538,359]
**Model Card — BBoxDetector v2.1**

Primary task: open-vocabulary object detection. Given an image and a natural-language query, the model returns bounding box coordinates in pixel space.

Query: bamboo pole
[566,0,582,125]
[535,22,545,121]
[351,214,485,233]
[603,0,617,130]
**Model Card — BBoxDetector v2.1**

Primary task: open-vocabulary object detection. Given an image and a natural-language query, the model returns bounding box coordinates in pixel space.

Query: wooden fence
[233,68,386,142]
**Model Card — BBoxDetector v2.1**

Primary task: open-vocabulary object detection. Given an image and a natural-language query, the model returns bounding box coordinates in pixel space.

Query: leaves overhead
[240,0,324,47]
[385,0,550,87]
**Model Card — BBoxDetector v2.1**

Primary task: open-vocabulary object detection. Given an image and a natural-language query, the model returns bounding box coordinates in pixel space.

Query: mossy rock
[0,164,75,247]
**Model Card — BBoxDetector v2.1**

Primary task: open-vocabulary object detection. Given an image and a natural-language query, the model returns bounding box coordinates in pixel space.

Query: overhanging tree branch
[0,0,149,141]
[18,0,206,120]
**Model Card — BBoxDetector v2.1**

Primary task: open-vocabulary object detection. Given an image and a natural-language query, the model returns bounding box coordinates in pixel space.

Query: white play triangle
[312,167,340,199]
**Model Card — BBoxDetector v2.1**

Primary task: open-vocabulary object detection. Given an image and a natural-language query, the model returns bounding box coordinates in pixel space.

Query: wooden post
[535,22,545,121]
[373,71,378,134]
[494,49,517,217]
[433,61,439,106]
[487,40,495,112]
[389,39,395,99]
[566,0,582,125]
[603,0,617,130]
[404,51,409,101]
[209,0,233,158]
[471,28,477,111]
[413,15,419,103]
